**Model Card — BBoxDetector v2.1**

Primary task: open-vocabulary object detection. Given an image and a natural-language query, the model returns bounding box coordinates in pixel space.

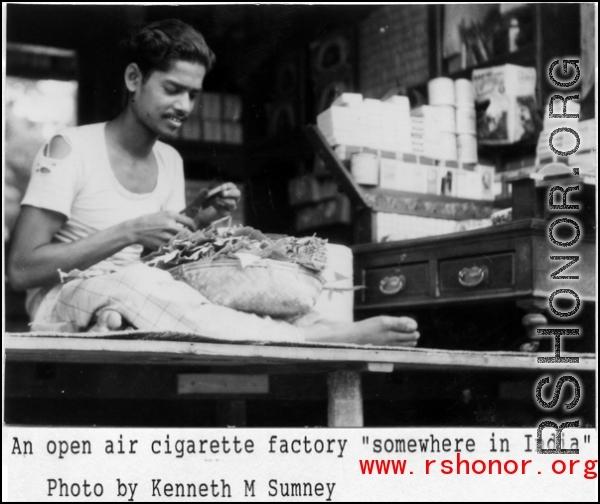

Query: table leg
[216,400,247,427]
[327,371,363,427]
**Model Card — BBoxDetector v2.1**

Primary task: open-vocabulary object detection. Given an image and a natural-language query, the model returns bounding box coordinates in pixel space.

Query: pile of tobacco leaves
[142,222,328,273]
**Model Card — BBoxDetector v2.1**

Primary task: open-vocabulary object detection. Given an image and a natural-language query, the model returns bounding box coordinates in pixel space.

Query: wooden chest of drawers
[353,218,596,351]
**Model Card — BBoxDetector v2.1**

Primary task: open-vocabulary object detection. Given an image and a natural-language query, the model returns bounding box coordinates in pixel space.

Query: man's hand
[194,182,241,229]
[126,211,196,250]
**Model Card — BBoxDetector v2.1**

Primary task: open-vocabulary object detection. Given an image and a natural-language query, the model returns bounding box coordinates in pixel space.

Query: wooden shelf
[446,44,536,81]
[360,187,496,221]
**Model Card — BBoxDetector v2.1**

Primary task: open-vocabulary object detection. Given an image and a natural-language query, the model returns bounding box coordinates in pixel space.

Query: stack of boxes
[315,84,496,242]
[317,86,493,201]
[288,174,351,231]
[179,93,243,144]
[472,64,538,146]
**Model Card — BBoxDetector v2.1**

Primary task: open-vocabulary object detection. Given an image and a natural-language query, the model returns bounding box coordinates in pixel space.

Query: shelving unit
[303,125,499,243]
[429,4,582,177]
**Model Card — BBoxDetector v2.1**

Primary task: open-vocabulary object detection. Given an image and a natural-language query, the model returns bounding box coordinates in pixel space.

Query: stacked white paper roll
[454,79,478,163]
[419,78,458,160]
[428,77,455,106]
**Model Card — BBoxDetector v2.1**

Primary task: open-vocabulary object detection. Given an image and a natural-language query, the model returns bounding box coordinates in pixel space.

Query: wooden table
[5,333,594,427]
[353,217,596,352]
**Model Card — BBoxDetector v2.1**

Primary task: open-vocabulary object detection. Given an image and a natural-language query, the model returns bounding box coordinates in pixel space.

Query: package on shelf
[457,133,478,163]
[288,175,321,206]
[476,163,496,201]
[379,153,428,194]
[379,153,446,195]
[375,212,458,242]
[454,78,476,107]
[379,155,400,191]
[317,106,362,146]
[295,194,351,231]
[222,94,243,122]
[382,95,412,151]
[180,99,202,140]
[322,194,352,225]
[438,166,458,197]
[455,170,478,199]
[353,99,385,150]
[221,122,243,144]
[202,120,223,142]
[379,101,412,152]
[472,64,538,145]
[427,77,456,106]
[426,164,442,195]
[318,93,412,152]
[455,106,477,134]
[318,179,340,200]
[295,205,321,231]
[411,105,456,133]
[181,114,202,141]
[383,95,411,115]
[409,116,456,159]
[351,151,380,186]
[201,93,222,121]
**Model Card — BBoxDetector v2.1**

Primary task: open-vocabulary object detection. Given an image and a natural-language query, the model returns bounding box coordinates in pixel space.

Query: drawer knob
[379,274,406,295]
[458,265,488,287]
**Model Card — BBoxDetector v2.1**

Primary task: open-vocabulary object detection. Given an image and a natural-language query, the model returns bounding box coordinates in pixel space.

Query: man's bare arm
[7,205,195,291]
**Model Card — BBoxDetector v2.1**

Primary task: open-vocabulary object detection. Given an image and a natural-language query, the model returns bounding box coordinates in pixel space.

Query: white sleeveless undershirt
[21,122,186,319]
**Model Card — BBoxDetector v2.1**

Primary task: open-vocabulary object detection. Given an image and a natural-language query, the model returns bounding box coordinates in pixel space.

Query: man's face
[129,60,206,139]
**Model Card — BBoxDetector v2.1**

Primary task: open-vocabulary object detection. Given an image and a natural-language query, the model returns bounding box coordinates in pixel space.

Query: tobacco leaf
[144,224,328,273]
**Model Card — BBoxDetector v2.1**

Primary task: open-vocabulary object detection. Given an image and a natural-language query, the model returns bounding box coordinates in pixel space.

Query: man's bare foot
[301,315,419,346]
[88,309,123,332]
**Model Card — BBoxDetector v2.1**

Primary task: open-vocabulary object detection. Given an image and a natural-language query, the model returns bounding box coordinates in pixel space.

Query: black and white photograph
[3,3,597,501]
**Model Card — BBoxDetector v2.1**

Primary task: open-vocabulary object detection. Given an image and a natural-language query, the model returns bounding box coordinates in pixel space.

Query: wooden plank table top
[4,333,596,427]
[4,333,595,373]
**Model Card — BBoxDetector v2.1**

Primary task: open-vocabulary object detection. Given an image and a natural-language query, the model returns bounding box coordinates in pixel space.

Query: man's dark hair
[123,18,216,79]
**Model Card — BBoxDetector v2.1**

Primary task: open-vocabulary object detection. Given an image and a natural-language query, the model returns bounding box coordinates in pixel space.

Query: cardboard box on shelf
[288,175,321,206]
[201,93,222,121]
[455,169,482,200]
[476,164,496,201]
[222,94,243,122]
[202,120,223,143]
[375,212,458,242]
[426,165,441,195]
[379,157,400,190]
[472,64,538,145]
[439,166,458,197]
[295,194,351,231]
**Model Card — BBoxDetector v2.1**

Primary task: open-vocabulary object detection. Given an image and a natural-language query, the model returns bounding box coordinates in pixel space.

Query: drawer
[439,253,514,293]
[361,262,429,304]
